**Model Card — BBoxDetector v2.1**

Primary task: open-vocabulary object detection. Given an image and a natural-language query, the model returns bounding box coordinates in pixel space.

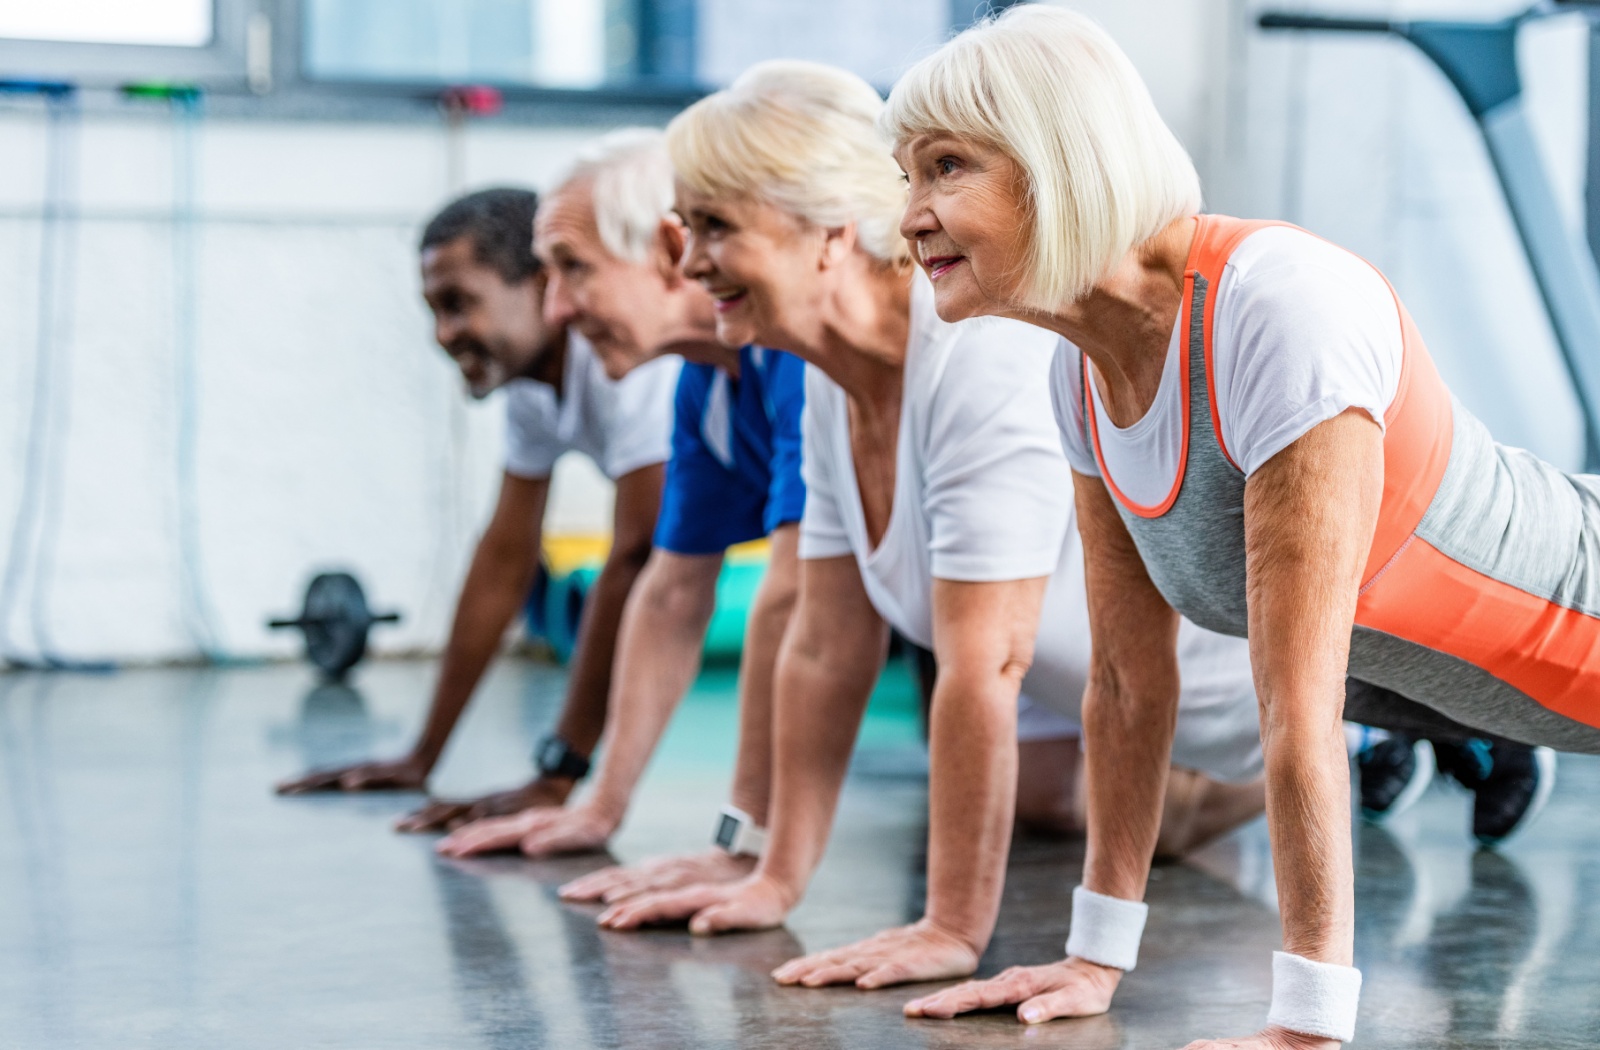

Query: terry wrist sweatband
[1268,951,1363,1043]
[1064,885,1149,972]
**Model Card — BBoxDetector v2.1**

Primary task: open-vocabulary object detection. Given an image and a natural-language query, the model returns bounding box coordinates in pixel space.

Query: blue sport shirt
[653,346,807,555]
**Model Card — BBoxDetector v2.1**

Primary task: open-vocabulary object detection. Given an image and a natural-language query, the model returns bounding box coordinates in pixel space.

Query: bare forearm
[584,563,717,821]
[726,529,799,824]
[413,542,539,768]
[924,669,1018,949]
[1079,668,1179,903]
[759,638,884,897]
[1261,708,1353,962]
[552,552,649,757]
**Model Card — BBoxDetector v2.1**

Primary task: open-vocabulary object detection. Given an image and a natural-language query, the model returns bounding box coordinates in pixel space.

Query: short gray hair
[549,127,675,264]
[882,5,1202,307]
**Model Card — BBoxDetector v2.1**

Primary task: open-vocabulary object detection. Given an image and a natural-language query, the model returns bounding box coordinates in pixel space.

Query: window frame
[0,0,253,89]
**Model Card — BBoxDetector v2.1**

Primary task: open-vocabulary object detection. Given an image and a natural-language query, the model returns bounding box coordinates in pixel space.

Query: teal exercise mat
[531,557,767,664]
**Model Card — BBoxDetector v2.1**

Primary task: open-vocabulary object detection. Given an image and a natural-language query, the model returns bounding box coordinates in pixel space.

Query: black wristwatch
[535,734,591,780]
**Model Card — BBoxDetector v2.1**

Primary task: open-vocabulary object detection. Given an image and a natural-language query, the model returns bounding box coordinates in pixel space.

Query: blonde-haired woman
[588,57,1268,993]
[881,6,1600,1048]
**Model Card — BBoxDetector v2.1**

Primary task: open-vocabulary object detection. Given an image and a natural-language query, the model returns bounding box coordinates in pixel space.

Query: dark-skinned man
[277,187,680,831]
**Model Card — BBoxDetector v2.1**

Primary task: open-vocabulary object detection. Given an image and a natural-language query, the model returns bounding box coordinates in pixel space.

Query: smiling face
[534,180,685,380]
[419,236,551,399]
[895,134,1032,322]
[675,180,830,351]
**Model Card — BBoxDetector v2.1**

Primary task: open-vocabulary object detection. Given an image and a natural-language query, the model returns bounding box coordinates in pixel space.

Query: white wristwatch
[711,804,768,858]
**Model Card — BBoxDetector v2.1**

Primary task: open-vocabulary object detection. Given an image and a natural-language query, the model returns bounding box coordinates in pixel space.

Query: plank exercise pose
[436,133,807,896]
[877,6,1600,1047]
[277,188,678,830]
[579,60,1269,993]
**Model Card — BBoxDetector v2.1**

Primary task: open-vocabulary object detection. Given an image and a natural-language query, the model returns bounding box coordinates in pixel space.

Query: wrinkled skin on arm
[768,573,1048,991]
[906,470,1178,1023]
[913,414,1378,1050]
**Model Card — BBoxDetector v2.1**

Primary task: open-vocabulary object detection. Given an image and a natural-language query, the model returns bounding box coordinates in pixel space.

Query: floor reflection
[1,662,1597,1049]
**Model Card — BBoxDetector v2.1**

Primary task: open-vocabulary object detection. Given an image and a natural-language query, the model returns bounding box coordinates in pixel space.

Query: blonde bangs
[882,6,1201,308]
[667,60,911,265]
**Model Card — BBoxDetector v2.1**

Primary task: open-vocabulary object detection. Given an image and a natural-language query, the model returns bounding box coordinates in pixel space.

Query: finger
[519,822,598,858]
[905,974,1033,1019]
[276,770,345,795]
[858,953,971,991]
[598,886,727,930]
[772,950,852,984]
[794,960,875,988]
[560,867,628,902]
[1017,984,1111,1025]
[338,770,385,790]
[436,818,525,857]
[689,897,783,937]
[395,803,462,834]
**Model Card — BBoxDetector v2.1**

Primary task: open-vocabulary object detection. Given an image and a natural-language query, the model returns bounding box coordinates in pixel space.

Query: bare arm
[587,552,888,927]
[725,524,800,824]
[278,472,549,793]
[1242,409,1379,968]
[905,472,1180,1020]
[435,543,722,856]
[754,553,891,899]
[766,575,1049,990]
[548,463,664,763]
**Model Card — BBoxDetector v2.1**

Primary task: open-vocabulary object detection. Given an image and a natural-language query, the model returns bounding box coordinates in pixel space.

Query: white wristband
[1064,885,1148,972]
[1268,951,1363,1042]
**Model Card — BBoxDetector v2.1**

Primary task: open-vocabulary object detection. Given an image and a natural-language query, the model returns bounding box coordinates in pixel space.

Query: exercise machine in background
[1261,0,1600,470]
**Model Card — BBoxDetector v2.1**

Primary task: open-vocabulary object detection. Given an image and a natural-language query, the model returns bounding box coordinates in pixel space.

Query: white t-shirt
[503,331,680,481]
[800,277,1264,782]
[1052,226,1403,500]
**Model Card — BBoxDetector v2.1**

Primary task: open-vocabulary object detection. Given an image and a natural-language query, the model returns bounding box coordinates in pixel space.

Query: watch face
[539,738,565,771]
[714,813,740,850]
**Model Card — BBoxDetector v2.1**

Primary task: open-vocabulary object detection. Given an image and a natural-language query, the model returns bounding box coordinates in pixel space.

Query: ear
[655,215,688,286]
[818,222,858,271]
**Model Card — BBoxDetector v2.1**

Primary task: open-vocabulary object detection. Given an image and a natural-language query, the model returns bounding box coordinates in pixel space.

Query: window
[0,0,213,47]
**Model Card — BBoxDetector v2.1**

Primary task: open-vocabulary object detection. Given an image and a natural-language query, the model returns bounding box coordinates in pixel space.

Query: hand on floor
[275,755,429,795]
[1179,1026,1340,1050]
[903,956,1120,1022]
[596,871,794,933]
[560,849,756,904]
[772,919,980,990]
[395,777,574,834]
[435,801,617,858]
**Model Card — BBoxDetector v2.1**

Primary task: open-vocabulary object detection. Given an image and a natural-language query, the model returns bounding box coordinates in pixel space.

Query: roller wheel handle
[1258,13,1395,33]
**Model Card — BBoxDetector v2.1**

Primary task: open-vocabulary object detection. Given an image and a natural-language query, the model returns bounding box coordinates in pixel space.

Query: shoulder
[1222,226,1396,318]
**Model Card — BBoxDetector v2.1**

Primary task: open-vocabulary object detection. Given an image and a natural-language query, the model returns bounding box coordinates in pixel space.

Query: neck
[1004,217,1195,416]
[655,289,742,372]
[790,260,913,410]
[524,327,568,389]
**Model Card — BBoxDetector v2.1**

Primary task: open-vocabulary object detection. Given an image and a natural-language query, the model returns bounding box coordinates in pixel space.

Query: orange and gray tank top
[1078,214,1600,753]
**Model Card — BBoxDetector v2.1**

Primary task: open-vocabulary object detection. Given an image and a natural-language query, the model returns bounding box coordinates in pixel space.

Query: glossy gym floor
[2,658,1597,1049]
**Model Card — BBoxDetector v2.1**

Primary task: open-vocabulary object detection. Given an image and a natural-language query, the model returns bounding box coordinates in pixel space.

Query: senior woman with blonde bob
[880,6,1600,1049]
[587,58,1271,994]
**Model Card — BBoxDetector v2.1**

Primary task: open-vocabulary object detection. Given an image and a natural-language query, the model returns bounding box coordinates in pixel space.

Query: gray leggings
[1345,679,1518,748]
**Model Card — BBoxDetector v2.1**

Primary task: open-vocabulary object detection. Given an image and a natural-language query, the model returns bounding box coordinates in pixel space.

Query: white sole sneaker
[1361,739,1435,824]
[1477,746,1557,848]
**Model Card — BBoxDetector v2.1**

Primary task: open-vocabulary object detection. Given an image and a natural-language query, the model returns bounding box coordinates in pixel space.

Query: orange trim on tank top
[1084,221,1205,519]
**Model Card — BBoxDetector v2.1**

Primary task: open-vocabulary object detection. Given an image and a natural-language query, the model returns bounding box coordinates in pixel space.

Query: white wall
[1216,0,1591,466]
[0,106,624,665]
[3,0,1593,666]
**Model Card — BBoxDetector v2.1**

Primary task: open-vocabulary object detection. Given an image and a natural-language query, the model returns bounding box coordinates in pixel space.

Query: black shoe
[1358,734,1433,822]
[1435,739,1556,847]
